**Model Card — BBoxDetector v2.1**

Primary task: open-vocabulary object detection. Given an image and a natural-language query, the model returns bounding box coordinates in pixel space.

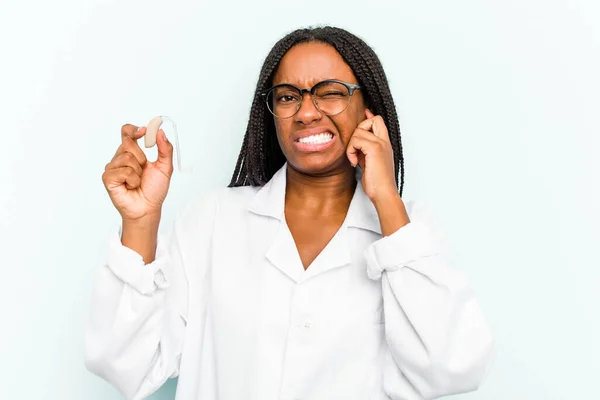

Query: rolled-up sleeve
[104,226,171,295]
[85,192,218,400]
[363,201,495,399]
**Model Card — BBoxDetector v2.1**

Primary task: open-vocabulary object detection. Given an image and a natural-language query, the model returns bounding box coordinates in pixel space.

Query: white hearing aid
[143,115,192,173]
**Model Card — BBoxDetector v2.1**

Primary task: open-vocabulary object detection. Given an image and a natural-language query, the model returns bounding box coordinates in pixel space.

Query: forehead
[272,42,358,87]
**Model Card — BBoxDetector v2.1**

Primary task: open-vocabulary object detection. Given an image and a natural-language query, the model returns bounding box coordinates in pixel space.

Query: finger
[346,136,375,167]
[370,115,389,141]
[124,170,142,190]
[102,166,141,190]
[348,136,376,154]
[105,152,143,177]
[352,128,381,143]
[362,110,389,141]
[357,116,375,133]
[154,129,174,172]
[114,135,148,167]
[121,124,146,141]
[346,137,361,167]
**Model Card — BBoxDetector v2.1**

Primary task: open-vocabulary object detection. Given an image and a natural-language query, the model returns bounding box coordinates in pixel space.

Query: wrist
[121,213,161,264]
[122,212,162,228]
[372,191,410,236]
[371,189,402,211]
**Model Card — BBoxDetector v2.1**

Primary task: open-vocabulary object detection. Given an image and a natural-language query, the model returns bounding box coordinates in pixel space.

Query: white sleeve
[363,200,495,399]
[84,193,218,400]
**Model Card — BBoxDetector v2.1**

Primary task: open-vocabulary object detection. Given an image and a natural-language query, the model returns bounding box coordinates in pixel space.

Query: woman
[86,26,494,400]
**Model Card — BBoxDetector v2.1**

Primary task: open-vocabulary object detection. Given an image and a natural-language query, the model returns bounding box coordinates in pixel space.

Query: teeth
[298,133,333,144]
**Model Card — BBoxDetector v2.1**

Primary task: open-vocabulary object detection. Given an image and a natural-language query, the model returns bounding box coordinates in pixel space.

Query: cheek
[336,110,364,145]
[337,121,355,146]
[273,119,284,137]
[274,119,292,147]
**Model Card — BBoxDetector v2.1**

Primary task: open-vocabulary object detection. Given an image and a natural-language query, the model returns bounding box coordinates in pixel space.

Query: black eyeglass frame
[260,79,362,119]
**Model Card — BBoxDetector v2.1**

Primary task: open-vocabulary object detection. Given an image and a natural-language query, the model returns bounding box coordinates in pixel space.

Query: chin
[286,153,349,177]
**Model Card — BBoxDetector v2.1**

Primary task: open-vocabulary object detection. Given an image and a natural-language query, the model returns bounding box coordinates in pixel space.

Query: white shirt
[85,164,494,400]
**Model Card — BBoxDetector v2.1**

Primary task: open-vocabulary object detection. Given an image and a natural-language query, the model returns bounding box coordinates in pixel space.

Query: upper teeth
[298,133,333,144]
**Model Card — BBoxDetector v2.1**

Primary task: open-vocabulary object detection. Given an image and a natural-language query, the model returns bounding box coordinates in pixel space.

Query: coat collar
[247,163,381,235]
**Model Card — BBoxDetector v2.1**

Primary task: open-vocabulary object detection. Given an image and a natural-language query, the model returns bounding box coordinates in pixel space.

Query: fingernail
[162,131,168,142]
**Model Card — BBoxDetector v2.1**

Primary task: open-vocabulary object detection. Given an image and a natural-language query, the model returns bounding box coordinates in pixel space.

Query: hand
[102,123,174,222]
[346,109,398,203]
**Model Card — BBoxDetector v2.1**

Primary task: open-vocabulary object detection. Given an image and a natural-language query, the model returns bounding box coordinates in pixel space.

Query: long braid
[231,36,293,186]
[229,26,406,196]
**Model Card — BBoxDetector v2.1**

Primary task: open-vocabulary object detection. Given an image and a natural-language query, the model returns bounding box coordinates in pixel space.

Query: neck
[284,164,357,217]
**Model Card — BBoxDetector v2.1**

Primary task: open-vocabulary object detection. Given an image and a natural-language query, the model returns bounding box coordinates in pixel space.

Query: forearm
[373,192,410,236]
[121,213,162,264]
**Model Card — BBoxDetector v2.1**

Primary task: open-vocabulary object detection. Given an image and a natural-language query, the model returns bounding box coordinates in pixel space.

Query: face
[270,42,367,176]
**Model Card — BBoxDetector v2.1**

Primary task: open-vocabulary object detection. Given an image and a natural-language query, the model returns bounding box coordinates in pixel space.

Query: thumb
[155,129,174,170]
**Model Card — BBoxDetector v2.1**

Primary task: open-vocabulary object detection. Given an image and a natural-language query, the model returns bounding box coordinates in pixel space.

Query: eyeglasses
[260,79,362,119]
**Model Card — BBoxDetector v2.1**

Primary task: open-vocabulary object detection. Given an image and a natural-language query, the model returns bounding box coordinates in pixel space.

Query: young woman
[86,26,494,400]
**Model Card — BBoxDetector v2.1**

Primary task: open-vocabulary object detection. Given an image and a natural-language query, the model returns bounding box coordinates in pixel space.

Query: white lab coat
[85,164,494,400]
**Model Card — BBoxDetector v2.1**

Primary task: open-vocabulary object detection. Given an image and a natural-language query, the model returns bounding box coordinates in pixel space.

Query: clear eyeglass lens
[267,82,351,118]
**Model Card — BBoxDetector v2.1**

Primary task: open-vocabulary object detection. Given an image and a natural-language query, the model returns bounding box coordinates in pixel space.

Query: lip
[292,127,336,153]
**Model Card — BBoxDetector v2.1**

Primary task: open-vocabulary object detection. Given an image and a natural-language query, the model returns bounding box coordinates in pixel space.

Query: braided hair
[228,26,405,196]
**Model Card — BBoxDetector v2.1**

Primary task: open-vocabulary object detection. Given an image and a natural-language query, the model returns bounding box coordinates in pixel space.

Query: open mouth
[293,132,335,152]
[296,132,334,144]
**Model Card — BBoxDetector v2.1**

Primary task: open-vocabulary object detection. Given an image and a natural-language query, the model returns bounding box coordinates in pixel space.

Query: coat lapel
[247,164,383,284]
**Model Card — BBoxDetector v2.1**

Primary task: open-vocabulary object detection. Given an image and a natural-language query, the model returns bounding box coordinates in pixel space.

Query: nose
[294,92,322,124]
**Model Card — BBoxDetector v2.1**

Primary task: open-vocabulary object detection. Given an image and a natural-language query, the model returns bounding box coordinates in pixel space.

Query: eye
[276,94,299,103]
[314,81,350,99]
[320,91,347,97]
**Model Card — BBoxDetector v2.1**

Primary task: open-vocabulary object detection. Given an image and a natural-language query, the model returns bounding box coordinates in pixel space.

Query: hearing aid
[144,116,164,148]
[142,115,192,173]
